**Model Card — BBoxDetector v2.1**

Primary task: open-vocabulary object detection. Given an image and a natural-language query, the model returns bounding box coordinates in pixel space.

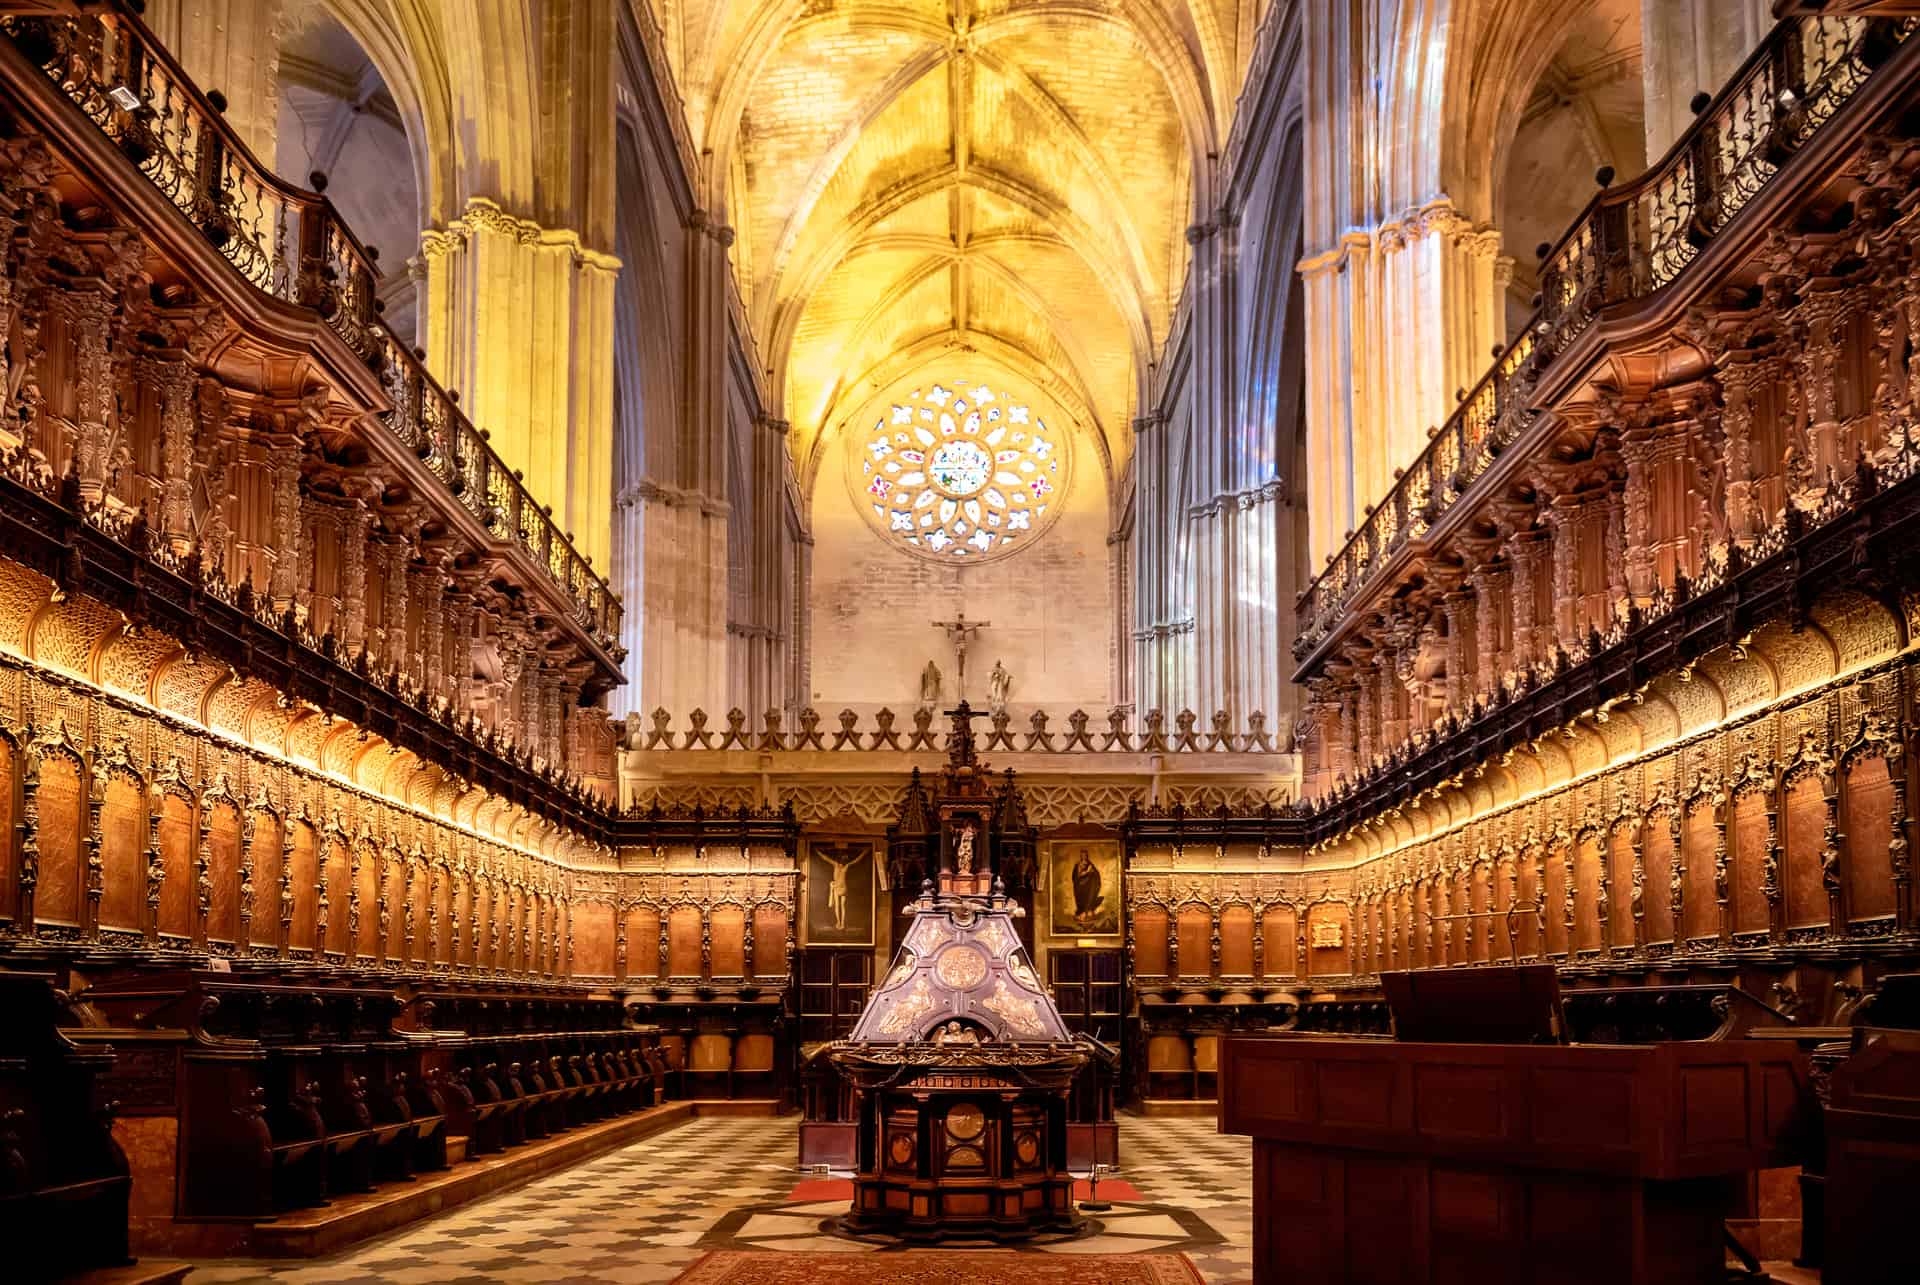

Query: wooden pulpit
[1221,969,1805,1284]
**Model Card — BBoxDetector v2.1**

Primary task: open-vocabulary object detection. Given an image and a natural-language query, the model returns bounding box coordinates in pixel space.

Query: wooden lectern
[1221,968,1805,1284]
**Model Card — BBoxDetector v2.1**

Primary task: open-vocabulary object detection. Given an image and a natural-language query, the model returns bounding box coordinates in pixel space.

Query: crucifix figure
[930,610,990,699]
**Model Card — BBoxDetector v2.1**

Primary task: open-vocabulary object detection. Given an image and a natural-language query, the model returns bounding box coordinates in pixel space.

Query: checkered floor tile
[182,1113,1253,1284]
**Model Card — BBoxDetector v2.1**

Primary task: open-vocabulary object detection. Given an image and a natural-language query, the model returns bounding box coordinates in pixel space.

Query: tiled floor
[184,1113,1253,1284]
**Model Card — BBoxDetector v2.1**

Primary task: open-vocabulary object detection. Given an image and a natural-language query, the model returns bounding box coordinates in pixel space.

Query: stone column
[417,200,620,574]
[1640,0,1773,160]
[141,0,288,161]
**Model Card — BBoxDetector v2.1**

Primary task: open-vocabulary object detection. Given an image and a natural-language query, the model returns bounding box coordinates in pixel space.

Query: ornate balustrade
[1294,14,1912,673]
[0,0,619,653]
[617,705,1296,754]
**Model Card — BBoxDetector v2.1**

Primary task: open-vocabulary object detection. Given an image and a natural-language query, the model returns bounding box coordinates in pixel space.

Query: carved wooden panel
[1489,861,1513,961]
[433,867,453,963]
[1220,904,1254,975]
[157,793,194,939]
[380,845,403,956]
[1515,853,1539,959]
[1732,793,1771,936]
[1682,805,1719,942]
[1607,829,1635,949]
[453,871,473,965]
[668,905,703,976]
[249,813,282,949]
[1842,756,1897,924]
[624,905,660,978]
[1784,776,1829,932]
[1259,902,1290,971]
[1543,844,1569,956]
[206,800,241,944]
[99,775,145,934]
[572,901,615,977]
[0,738,15,924]
[36,755,83,927]
[1469,866,1491,963]
[1304,904,1351,978]
[408,859,430,962]
[1134,906,1169,975]
[1176,906,1211,976]
[353,848,379,957]
[322,837,348,953]
[1642,820,1674,946]
[753,903,788,977]
[287,820,318,951]
[1572,834,1602,953]
[710,905,746,977]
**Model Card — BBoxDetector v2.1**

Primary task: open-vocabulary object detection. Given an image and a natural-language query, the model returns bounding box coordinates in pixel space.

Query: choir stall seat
[730,1033,777,1099]
[1146,1033,1195,1099]
[686,1034,733,1099]
[1192,1034,1220,1100]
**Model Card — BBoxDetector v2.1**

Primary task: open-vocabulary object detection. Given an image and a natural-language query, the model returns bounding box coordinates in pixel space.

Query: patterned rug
[672,1249,1206,1284]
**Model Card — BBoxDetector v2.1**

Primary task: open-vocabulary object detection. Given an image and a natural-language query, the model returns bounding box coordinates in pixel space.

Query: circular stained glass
[849,377,1072,563]
[929,440,992,496]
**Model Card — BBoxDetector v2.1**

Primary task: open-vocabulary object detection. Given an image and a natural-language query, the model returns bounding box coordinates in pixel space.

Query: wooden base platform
[135,1100,779,1260]
[1131,1099,1219,1119]
[68,1262,192,1285]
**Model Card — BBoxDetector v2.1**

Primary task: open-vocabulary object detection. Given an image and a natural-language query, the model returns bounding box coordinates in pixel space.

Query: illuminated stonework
[851,380,1069,562]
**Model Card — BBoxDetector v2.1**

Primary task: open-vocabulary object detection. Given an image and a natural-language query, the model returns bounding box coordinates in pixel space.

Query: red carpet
[786,1178,1143,1202]
[673,1250,1204,1284]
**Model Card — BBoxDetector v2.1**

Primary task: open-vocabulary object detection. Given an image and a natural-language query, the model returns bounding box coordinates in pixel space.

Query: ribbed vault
[660,0,1243,484]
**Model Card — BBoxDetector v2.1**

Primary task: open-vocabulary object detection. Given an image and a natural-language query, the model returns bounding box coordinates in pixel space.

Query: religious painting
[1047,839,1122,941]
[805,839,876,946]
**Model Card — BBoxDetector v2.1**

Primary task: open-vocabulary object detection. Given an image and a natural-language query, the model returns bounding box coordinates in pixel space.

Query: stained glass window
[850,379,1070,562]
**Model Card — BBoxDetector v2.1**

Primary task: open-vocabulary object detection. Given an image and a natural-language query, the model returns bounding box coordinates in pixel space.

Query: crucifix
[931,610,990,700]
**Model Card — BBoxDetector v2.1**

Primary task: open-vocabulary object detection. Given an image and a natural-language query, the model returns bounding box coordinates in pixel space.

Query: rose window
[851,379,1070,562]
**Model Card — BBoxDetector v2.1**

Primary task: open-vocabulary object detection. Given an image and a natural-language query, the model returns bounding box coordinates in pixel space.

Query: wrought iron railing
[1294,15,1911,667]
[0,1,621,654]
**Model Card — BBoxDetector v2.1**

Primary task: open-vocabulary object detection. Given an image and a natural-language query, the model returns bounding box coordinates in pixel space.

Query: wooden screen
[799,948,871,1043]
[1048,949,1124,1043]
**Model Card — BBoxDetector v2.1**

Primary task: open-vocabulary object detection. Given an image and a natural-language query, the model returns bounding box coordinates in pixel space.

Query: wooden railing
[0,1,621,653]
[1293,14,1911,671]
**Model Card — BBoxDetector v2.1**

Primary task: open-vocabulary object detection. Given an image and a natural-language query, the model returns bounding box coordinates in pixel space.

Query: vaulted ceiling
[650,0,1261,485]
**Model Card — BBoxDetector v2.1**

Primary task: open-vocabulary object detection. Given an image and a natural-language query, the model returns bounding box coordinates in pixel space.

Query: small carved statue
[918,660,942,709]
[988,659,1011,713]
[954,824,976,876]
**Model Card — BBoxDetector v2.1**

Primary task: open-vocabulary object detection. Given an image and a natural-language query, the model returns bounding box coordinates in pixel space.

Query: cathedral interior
[2,0,1920,1282]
